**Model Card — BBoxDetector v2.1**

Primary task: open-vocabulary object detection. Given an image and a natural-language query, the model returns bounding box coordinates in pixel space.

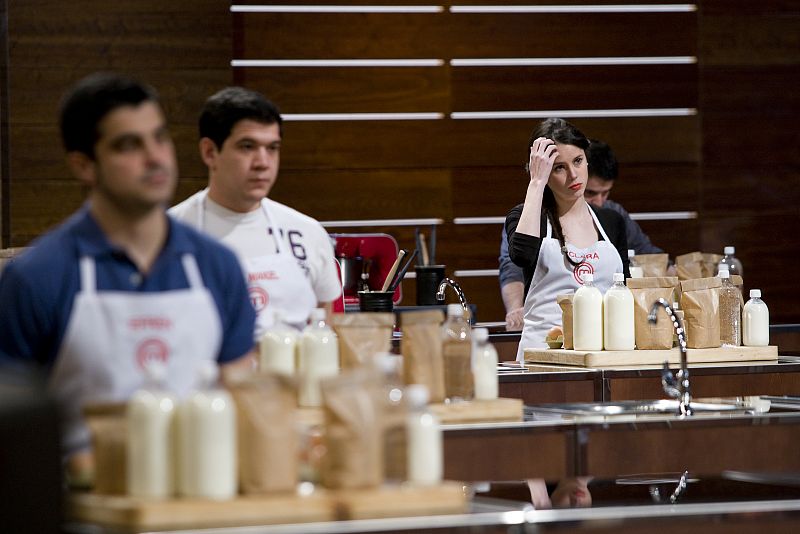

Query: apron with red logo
[199,191,316,337]
[48,254,222,456]
[516,205,623,361]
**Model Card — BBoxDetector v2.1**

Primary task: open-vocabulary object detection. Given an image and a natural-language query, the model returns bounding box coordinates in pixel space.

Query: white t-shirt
[169,190,341,304]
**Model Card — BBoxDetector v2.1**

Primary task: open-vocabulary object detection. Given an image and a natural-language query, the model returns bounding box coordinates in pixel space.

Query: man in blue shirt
[500,139,664,330]
[0,73,256,477]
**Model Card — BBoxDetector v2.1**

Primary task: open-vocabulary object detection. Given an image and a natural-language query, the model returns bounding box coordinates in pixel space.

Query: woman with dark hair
[506,118,629,360]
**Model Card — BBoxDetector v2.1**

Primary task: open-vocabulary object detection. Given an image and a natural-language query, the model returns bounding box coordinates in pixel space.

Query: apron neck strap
[79,256,96,294]
[181,254,204,289]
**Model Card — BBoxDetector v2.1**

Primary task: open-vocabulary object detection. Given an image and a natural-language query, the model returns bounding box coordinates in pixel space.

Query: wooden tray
[68,482,467,529]
[68,491,334,530]
[524,345,779,368]
[430,397,524,424]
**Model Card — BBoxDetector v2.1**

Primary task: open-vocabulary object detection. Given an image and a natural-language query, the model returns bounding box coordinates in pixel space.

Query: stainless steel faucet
[648,298,693,416]
[436,277,469,315]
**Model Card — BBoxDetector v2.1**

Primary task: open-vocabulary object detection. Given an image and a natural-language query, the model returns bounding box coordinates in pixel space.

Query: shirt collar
[73,204,195,260]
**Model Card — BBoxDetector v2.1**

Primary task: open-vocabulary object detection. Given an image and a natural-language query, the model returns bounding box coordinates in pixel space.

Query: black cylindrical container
[358,290,394,312]
[415,265,446,306]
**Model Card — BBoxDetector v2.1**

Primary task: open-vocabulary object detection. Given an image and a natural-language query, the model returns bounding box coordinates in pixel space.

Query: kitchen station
[2,1,800,534]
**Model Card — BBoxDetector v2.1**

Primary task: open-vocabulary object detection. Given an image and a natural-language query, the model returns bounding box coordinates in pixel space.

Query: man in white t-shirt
[169,87,341,336]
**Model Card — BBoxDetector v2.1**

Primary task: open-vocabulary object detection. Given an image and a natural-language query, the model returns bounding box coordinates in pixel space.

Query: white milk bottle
[177,362,237,499]
[628,249,644,279]
[297,308,339,407]
[743,289,770,347]
[603,273,635,351]
[258,311,298,376]
[573,273,604,351]
[472,327,498,400]
[126,361,177,498]
[405,384,442,485]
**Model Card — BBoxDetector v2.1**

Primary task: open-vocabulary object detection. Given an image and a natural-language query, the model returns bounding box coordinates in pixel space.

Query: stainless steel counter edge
[525,497,800,524]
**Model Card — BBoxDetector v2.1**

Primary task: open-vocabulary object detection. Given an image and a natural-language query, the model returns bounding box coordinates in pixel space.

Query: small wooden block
[430,397,524,424]
[334,481,467,520]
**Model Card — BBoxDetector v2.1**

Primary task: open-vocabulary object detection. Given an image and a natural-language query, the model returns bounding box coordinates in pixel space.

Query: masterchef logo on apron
[136,337,170,369]
[249,286,270,312]
[569,251,600,285]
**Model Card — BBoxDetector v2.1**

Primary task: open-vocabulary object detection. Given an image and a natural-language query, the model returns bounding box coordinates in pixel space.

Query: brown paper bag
[701,253,723,278]
[633,253,669,278]
[675,252,704,280]
[331,313,394,370]
[680,277,722,349]
[227,373,298,494]
[84,402,127,495]
[627,277,679,350]
[320,367,385,489]
[401,310,446,403]
[556,293,574,350]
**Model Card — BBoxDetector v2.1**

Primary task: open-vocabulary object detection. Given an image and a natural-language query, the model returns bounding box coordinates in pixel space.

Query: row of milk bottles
[127,361,237,499]
[573,272,634,351]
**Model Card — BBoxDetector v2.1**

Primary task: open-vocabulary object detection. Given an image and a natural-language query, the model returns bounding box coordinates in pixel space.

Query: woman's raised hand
[529,137,558,189]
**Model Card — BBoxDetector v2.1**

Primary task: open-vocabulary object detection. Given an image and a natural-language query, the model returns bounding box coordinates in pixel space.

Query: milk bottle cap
[719,269,730,279]
[405,384,430,408]
[724,246,735,255]
[309,308,326,322]
[627,249,635,258]
[750,289,761,298]
[583,273,594,283]
[447,304,464,317]
[473,327,489,343]
[613,272,624,283]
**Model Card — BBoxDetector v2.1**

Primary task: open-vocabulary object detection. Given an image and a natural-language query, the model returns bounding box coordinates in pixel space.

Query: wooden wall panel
[699,0,800,323]
[237,12,696,58]
[277,117,700,171]
[452,65,698,111]
[237,68,448,113]
[6,0,232,246]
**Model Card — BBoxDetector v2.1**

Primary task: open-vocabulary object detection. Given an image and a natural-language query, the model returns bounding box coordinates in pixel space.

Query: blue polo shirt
[0,206,255,367]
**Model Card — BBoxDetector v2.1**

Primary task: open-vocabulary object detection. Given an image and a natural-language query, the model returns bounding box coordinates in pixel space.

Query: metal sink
[528,398,767,418]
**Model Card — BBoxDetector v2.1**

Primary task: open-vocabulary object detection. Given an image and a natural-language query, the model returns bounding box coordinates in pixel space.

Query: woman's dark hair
[525,118,590,266]
[199,87,283,149]
[59,72,160,158]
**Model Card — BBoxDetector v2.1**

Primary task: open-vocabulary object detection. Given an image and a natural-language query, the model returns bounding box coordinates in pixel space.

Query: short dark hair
[59,72,160,158]
[586,139,618,181]
[198,87,283,149]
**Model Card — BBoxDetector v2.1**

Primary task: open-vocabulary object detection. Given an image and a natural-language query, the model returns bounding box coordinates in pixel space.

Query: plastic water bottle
[718,269,742,347]
[442,304,473,401]
[743,289,770,347]
[717,246,743,277]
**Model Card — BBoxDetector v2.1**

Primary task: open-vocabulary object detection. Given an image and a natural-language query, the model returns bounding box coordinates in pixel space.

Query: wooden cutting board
[68,491,334,530]
[68,482,467,529]
[524,345,778,368]
[430,397,524,424]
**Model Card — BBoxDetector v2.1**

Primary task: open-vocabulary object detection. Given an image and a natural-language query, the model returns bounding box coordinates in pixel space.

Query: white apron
[199,192,316,337]
[516,205,623,361]
[48,254,223,455]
